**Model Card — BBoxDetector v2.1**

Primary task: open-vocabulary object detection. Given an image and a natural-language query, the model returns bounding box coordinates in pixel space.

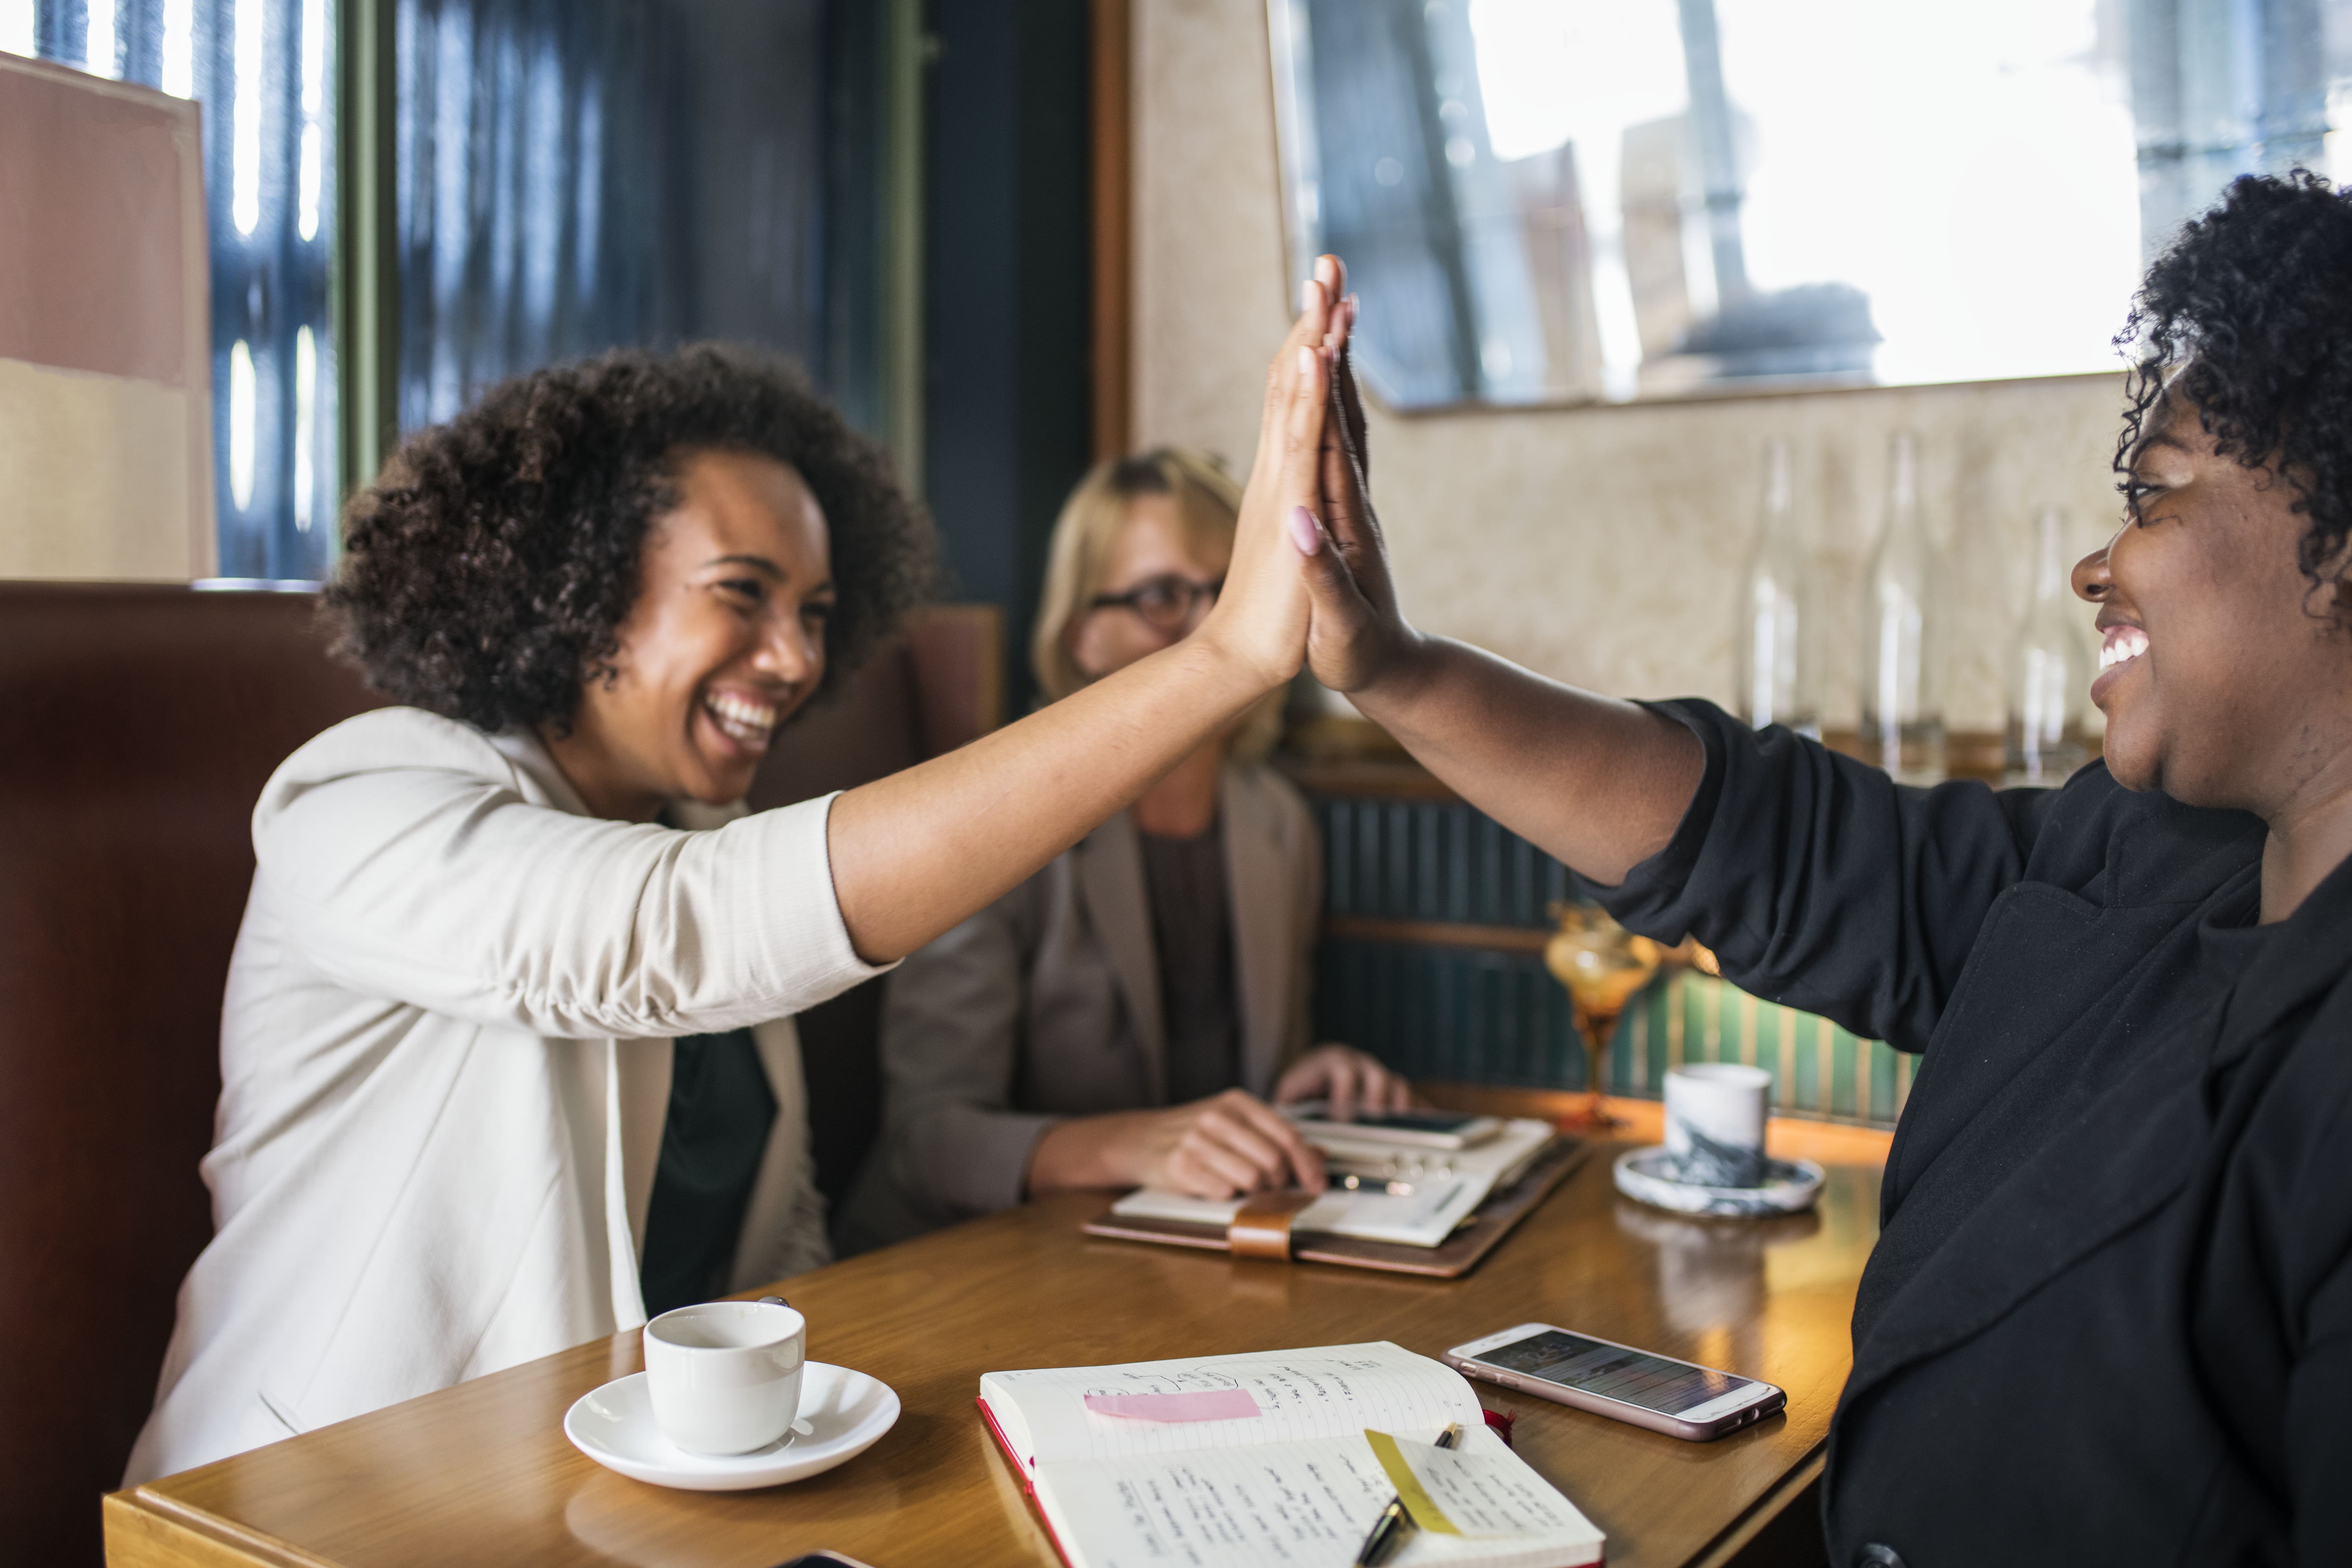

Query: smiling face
[2074,399,2352,810]
[546,448,833,819]
[1063,493,1230,682]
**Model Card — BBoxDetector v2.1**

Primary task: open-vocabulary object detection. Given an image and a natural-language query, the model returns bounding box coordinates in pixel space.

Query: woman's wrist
[1025,1112,1144,1194]
[1344,623,1439,716]
[1185,614,1295,708]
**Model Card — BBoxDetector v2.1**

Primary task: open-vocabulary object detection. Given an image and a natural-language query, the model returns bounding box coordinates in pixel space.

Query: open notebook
[978,1341,1605,1568]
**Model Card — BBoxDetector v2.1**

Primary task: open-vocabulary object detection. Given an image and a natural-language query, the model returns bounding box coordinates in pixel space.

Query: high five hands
[1210,251,1415,703]
[1277,256,1706,890]
[1277,255,1419,700]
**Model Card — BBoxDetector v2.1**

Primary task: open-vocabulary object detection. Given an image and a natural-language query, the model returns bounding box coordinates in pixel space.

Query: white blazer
[125,707,888,1483]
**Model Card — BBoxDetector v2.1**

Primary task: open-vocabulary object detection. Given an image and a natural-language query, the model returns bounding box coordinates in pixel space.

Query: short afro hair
[2117,170,2352,599]
[324,343,937,735]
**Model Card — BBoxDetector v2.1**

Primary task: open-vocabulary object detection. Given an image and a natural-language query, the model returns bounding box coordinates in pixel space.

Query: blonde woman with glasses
[839,448,1407,1251]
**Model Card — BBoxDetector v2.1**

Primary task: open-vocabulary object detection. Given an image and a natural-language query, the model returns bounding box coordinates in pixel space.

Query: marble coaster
[1612,1145,1825,1217]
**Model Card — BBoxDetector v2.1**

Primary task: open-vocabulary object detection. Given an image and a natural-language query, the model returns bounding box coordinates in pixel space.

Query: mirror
[1268,0,2352,410]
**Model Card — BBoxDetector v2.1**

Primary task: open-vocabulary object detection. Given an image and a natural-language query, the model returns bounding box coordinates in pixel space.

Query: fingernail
[1301,278,1318,313]
[1288,505,1322,555]
[1297,344,1315,376]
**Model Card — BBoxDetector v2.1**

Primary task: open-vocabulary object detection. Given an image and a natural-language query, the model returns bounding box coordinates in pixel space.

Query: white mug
[642,1299,806,1455]
[1663,1063,1771,1187]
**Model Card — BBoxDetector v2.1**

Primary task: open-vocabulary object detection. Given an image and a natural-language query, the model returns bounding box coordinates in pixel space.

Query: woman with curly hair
[1292,178,2352,1561]
[127,275,1357,1482]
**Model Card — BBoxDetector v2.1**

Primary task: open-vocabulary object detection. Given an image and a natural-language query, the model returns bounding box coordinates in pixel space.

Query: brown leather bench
[0,582,997,1566]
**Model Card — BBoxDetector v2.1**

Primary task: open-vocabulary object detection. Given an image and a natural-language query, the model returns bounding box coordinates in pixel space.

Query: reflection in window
[2129,0,2334,255]
[9,0,338,577]
[1272,0,2352,410]
[1274,0,1582,407]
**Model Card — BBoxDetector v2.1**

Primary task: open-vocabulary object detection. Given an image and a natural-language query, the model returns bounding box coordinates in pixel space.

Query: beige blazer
[126,708,887,1483]
[839,761,1321,1249]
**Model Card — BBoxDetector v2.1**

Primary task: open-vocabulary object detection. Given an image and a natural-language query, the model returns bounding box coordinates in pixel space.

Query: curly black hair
[325,343,937,734]
[2116,170,2352,598]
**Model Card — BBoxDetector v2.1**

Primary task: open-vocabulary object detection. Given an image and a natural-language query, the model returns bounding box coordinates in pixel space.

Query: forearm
[828,633,1272,961]
[1349,634,1704,886]
[834,263,1341,961]
[1023,1111,1147,1194]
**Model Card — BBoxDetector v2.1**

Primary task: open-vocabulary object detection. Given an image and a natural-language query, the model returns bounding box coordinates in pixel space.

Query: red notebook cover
[977,1395,1075,1568]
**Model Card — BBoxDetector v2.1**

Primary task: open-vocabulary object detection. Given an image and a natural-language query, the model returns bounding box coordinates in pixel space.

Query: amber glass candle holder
[1545,901,1663,1131]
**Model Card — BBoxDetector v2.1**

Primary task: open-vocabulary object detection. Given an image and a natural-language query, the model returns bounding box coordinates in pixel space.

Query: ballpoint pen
[1353,1420,1463,1566]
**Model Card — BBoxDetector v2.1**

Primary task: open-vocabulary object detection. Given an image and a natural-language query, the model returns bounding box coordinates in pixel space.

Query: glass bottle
[2005,506,2093,785]
[1734,437,1823,738]
[1859,432,1947,783]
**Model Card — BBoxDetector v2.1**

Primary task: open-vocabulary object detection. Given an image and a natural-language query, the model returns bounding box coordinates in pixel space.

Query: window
[391,0,886,440]
[7,0,907,578]
[5,0,337,578]
[1270,0,2352,410]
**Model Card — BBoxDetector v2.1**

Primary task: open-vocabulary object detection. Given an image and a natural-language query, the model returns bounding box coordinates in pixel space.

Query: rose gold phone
[1444,1322,1785,1441]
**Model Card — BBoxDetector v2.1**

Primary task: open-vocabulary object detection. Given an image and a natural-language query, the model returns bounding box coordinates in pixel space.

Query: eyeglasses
[1088,574,1223,631]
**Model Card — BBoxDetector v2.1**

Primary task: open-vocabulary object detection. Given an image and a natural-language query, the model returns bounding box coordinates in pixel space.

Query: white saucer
[564,1362,899,1491]
[1613,1146,1825,1217]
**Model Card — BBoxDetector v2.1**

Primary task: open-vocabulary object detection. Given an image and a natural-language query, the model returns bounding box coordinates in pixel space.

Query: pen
[1353,1421,1463,1566]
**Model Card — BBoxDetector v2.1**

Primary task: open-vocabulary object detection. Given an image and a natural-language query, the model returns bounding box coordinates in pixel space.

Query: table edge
[1684,1445,1826,1568]
[105,1484,332,1568]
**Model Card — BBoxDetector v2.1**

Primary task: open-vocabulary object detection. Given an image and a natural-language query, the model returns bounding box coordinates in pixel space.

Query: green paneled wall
[1613,970,1911,1126]
[1306,791,1911,1129]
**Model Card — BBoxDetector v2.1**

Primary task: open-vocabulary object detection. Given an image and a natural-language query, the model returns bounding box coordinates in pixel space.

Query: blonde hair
[1030,447,1285,759]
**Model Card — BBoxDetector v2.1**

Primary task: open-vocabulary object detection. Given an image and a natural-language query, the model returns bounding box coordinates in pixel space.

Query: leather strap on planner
[1227,1191,1317,1260]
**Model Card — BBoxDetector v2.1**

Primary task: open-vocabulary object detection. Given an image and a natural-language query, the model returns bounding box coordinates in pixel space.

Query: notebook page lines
[1034,1428,1595,1568]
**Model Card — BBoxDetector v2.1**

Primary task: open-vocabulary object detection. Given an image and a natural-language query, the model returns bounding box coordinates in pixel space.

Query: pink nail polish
[1288,505,1322,555]
[1297,345,1315,376]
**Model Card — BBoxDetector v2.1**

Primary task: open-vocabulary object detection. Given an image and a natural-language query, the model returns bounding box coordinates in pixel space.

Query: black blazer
[1600,701,2352,1568]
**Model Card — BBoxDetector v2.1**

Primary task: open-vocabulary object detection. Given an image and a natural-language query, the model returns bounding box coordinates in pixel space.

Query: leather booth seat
[0,583,997,1565]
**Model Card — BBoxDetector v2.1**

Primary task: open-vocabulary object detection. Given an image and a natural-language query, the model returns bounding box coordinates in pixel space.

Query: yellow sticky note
[1363,1429,1461,1536]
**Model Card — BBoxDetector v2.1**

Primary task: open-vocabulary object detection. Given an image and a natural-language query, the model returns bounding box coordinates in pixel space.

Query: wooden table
[106,1098,1885,1568]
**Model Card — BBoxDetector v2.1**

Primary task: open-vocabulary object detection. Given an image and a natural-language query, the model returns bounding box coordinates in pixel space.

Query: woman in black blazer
[1297,174,2352,1565]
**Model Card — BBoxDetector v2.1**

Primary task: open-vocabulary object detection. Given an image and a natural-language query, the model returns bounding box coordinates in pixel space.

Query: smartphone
[1444,1323,1785,1441]
[1285,1104,1502,1149]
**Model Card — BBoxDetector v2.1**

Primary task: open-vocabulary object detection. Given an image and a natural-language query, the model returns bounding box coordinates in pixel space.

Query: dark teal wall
[922,0,1094,713]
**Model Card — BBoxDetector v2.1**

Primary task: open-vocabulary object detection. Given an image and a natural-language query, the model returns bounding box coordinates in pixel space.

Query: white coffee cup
[642,1299,806,1455]
[1663,1063,1772,1187]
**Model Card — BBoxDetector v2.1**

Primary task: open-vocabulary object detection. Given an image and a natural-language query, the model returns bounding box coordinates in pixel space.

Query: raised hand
[1189,264,1343,695]
[1291,258,1418,695]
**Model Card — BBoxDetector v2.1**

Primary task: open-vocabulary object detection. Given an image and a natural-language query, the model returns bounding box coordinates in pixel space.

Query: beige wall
[0,56,214,580]
[0,357,203,579]
[1132,0,2127,733]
